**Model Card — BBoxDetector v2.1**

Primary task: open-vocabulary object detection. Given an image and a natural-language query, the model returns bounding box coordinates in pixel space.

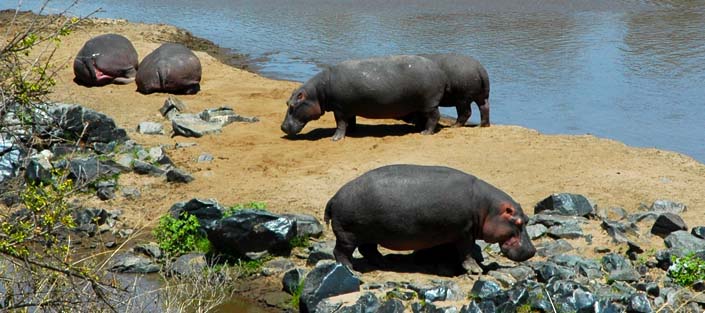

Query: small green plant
[290,235,310,249]
[289,279,305,309]
[236,258,267,277]
[153,213,211,256]
[668,253,705,287]
[517,303,533,313]
[223,201,267,217]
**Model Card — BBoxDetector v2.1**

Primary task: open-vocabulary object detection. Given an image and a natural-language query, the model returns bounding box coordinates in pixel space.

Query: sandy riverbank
[3,11,705,308]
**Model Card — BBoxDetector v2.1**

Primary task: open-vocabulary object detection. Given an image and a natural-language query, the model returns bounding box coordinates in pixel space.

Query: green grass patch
[223,201,267,218]
[668,252,705,287]
[289,235,310,249]
[153,213,211,256]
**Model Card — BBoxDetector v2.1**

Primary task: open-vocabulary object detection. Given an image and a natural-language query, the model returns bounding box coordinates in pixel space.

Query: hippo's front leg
[456,238,484,275]
[420,108,440,135]
[332,111,350,141]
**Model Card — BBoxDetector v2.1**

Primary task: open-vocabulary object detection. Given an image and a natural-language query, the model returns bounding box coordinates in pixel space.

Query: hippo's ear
[297,90,307,101]
[499,202,523,226]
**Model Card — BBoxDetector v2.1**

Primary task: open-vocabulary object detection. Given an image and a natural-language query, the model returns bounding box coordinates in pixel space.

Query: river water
[5,0,705,162]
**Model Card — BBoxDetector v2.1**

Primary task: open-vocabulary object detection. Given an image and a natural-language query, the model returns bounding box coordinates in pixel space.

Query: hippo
[422,53,491,127]
[135,43,202,94]
[281,55,448,141]
[73,33,139,86]
[324,164,535,274]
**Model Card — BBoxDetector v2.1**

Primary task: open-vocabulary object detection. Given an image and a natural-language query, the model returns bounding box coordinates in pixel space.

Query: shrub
[289,235,310,249]
[668,253,705,287]
[153,213,211,256]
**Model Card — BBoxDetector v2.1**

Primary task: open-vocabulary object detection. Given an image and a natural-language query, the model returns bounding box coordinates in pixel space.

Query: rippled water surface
[5,0,705,162]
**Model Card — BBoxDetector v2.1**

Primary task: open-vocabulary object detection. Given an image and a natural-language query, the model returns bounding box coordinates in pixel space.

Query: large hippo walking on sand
[423,53,491,127]
[281,55,448,141]
[136,43,202,94]
[325,164,535,274]
[73,33,139,86]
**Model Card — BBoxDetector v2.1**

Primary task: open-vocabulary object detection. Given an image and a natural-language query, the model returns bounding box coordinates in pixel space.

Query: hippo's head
[281,87,323,136]
[482,201,536,262]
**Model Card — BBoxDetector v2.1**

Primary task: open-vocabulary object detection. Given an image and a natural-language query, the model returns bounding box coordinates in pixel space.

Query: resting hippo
[324,164,535,274]
[281,55,447,141]
[73,33,139,86]
[135,43,201,94]
[422,53,491,127]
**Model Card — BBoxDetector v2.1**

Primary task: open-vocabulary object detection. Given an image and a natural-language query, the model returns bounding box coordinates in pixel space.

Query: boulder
[166,168,194,183]
[300,261,360,313]
[208,209,296,259]
[108,252,160,273]
[132,159,166,176]
[137,122,164,135]
[169,198,224,230]
[51,104,128,144]
[282,267,307,294]
[64,156,127,185]
[534,193,594,217]
[282,213,324,238]
[315,292,379,313]
[664,231,705,254]
[526,224,548,240]
[547,223,584,239]
[650,213,687,238]
[168,253,207,277]
[536,239,574,257]
[134,242,162,259]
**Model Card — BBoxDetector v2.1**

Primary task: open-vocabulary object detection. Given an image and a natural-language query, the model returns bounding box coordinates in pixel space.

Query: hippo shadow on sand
[349,243,503,277]
[282,123,455,141]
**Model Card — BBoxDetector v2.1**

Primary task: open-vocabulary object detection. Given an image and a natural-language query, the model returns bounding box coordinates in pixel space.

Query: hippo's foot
[480,122,490,127]
[420,129,435,135]
[462,257,483,275]
[451,121,466,128]
[331,132,345,141]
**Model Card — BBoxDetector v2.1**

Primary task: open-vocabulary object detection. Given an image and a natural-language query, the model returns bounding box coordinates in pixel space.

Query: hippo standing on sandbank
[324,164,535,274]
[281,55,448,141]
[423,53,491,127]
[135,43,202,95]
[73,33,139,86]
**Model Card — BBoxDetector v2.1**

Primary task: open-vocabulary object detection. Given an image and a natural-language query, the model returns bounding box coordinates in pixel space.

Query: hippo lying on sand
[324,164,535,274]
[281,55,447,141]
[136,43,202,94]
[423,53,491,127]
[73,33,139,86]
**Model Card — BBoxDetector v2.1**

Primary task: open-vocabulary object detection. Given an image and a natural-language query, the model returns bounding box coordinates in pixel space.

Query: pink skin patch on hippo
[501,234,521,250]
[92,60,114,82]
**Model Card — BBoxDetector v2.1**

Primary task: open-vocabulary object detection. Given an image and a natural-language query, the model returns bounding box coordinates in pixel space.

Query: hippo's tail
[324,200,333,227]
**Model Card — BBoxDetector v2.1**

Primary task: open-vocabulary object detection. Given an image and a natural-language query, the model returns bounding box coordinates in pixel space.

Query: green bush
[289,235,310,249]
[668,253,705,286]
[153,213,211,256]
[223,201,267,217]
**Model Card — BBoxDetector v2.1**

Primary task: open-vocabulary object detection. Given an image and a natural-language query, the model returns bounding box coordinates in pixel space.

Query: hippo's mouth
[500,235,521,250]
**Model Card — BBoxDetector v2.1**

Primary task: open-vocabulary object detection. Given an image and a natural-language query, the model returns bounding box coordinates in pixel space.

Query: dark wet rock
[121,186,141,200]
[134,242,162,259]
[550,255,602,279]
[649,199,687,214]
[168,253,207,277]
[530,213,588,227]
[409,281,464,302]
[92,141,117,154]
[315,292,379,313]
[655,249,675,270]
[601,219,639,244]
[306,247,335,266]
[536,239,574,257]
[595,299,626,312]
[664,231,705,253]
[262,257,295,276]
[547,223,584,239]
[199,107,259,125]
[628,292,653,313]
[137,122,164,135]
[208,209,296,259]
[166,167,194,183]
[651,213,688,238]
[25,155,53,185]
[197,153,213,163]
[535,262,575,282]
[377,298,405,313]
[282,267,307,294]
[526,224,548,240]
[597,207,628,221]
[282,213,324,238]
[169,198,224,230]
[64,156,128,185]
[634,282,660,297]
[160,96,187,119]
[108,252,160,273]
[51,104,129,144]
[469,279,501,301]
[74,207,108,227]
[132,159,166,176]
[535,193,594,217]
[692,226,705,240]
[692,281,705,292]
[498,265,535,281]
[300,261,360,313]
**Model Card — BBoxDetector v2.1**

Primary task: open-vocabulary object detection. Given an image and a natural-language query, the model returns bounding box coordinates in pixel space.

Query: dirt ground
[4,12,705,301]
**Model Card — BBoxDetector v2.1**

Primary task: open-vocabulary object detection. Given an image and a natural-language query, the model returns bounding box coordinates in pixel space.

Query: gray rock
[526,224,548,240]
[92,141,117,154]
[74,207,109,227]
[169,198,224,230]
[65,156,128,185]
[197,153,214,163]
[137,122,164,135]
[282,213,324,238]
[96,186,115,200]
[51,104,129,144]
[412,281,464,302]
[121,186,141,200]
[25,154,53,185]
[547,223,584,239]
[536,239,574,257]
[0,136,22,183]
[601,219,638,244]
[306,248,335,266]
[209,209,296,259]
[168,253,207,277]
[664,231,705,253]
[488,270,517,287]
[108,252,160,273]
[550,254,602,279]
[413,302,459,313]
[650,199,687,214]
[300,261,360,313]
[199,107,259,126]
[134,242,162,259]
[651,213,687,238]
[692,226,705,240]
[602,253,632,272]
[116,154,134,168]
[377,299,405,313]
[608,268,641,282]
[160,96,187,119]
[536,262,575,282]
[628,212,660,224]
[499,265,536,281]
[262,257,295,276]
[166,168,194,183]
[469,279,501,300]
[597,207,628,221]
[282,267,307,294]
[171,113,223,138]
[534,193,594,217]
[175,142,197,149]
[132,159,165,176]
[530,213,588,227]
[315,292,379,313]
[628,292,653,313]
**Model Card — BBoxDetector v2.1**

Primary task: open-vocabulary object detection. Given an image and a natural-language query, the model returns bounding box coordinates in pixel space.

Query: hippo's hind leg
[456,239,484,275]
[358,244,384,267]
[333,241,356,269]
[420,108,440,135]
[453,103,471,127]
[476,97,490,127]
[346,116,357,133]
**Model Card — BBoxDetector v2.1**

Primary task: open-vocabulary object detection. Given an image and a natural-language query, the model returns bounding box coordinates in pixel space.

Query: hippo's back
[423,53,489,100]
